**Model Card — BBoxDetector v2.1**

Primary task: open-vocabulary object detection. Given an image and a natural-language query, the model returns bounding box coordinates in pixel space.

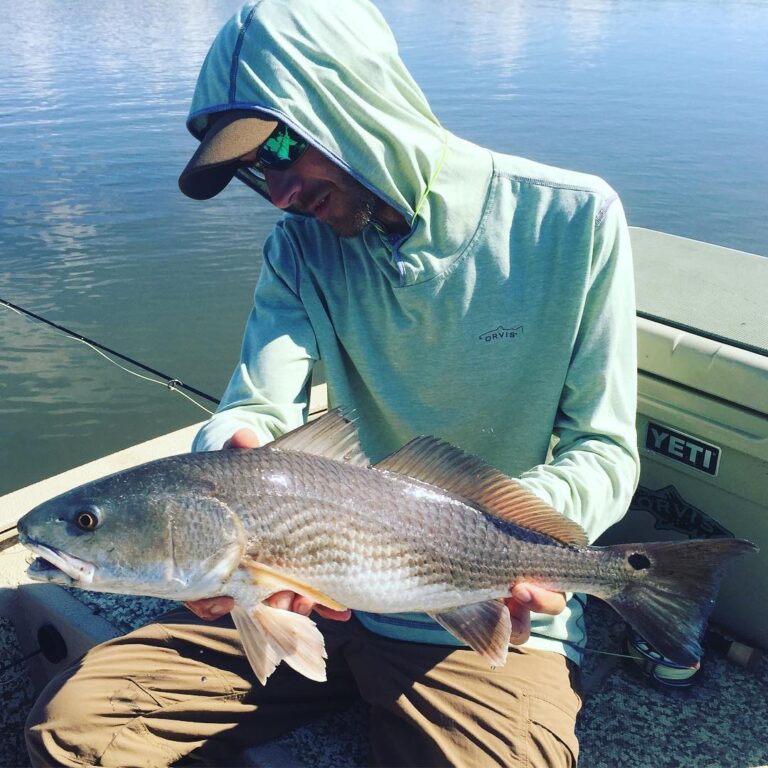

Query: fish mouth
[23,539,95,587]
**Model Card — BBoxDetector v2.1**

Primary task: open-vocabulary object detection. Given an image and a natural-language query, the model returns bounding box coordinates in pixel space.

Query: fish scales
[187,450,648,610]
[204,448,543,611]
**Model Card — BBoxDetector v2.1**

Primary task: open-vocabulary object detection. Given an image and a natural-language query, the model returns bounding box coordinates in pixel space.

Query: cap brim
[179,110,278,200]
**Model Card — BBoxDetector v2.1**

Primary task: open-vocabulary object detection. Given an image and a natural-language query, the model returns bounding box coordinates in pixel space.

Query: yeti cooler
[598,228,768,651]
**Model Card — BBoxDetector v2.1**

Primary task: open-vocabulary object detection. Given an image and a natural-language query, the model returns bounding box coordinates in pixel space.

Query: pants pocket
[525,695,580,768]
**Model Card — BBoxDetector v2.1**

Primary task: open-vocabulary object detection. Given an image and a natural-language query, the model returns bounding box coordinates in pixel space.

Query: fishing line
[528,631,636,662]
[0,297,218,414]
[79,338,214,415]
[0,523,20,553]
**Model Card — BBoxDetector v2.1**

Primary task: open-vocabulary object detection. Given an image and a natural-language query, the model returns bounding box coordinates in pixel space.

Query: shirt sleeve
[192,226,318,452]
[515,197,641,543]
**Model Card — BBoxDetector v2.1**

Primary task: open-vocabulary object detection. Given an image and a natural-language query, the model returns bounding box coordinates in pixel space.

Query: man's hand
[185,428,351,622]
[184,592,351,622]
[224,429,261,450]
[261,591,352,621]
[504,583,567,645]
[185,596,235,621]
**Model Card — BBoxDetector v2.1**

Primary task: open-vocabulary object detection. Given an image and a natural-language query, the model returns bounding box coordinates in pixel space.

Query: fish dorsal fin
[270,408,370,467]
[375,436,588,547]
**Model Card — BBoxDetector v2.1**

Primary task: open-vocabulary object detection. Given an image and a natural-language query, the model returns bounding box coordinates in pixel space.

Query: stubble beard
[328,181,380,239]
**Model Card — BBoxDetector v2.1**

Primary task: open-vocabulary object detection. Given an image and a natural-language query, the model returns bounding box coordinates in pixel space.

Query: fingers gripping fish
[18,410,757,684]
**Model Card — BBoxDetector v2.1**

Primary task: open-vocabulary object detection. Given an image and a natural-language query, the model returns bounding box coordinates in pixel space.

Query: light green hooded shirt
[189,0,640,663]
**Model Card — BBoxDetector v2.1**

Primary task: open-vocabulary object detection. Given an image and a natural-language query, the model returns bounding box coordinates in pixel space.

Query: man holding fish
[25,0,644,765]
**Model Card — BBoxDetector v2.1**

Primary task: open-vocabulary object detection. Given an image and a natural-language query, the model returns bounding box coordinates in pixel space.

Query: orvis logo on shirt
[478,325,523,343]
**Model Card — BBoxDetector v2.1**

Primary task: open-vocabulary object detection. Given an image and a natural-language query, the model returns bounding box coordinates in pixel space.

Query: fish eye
[74,505,102,531]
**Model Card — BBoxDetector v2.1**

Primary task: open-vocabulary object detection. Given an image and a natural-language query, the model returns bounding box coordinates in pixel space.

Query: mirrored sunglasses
[244,123,309,175]
[234,123,310,207]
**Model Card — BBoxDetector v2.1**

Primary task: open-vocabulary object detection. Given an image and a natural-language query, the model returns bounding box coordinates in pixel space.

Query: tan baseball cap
[178,110,278,200]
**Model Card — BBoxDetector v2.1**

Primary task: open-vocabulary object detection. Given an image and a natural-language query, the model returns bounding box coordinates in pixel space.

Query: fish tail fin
[231,603,328,685]
[603,537,757,666]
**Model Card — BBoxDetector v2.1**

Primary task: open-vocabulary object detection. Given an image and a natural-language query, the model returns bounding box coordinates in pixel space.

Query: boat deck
[1,589,766,767]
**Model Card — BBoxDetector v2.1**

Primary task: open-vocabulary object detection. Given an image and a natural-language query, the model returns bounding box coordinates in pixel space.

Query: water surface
[1,0,766,494]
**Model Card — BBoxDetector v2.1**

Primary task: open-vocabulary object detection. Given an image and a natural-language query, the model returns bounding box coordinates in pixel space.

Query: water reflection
[0,0,766,493]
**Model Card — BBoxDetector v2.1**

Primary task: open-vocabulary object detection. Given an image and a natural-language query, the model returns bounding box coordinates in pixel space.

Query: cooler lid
[632,228,768,415]
[631,227,767,356]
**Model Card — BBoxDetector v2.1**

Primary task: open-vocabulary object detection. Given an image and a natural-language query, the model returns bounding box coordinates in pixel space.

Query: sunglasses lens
[257,125,309,170]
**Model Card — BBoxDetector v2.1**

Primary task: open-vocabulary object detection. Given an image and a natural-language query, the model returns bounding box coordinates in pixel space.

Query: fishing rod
[0,297,221,541]
[0,297,220,408]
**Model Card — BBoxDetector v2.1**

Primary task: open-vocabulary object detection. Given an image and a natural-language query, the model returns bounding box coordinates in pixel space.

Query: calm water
[1,0,767,495]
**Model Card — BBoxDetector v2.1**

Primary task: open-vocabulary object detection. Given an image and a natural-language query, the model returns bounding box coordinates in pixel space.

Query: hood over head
[180,0,494,284]
[181,0,446,216]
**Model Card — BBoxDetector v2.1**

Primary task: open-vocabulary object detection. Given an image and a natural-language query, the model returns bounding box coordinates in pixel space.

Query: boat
[1,227,766,767]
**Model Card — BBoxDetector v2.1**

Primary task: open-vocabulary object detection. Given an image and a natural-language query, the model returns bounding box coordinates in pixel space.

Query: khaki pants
[26,608,581,767]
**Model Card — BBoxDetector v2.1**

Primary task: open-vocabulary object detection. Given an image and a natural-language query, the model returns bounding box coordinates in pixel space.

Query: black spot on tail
[628,552,651,570]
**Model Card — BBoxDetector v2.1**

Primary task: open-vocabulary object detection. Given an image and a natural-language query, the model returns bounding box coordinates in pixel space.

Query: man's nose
[264,168,302,209]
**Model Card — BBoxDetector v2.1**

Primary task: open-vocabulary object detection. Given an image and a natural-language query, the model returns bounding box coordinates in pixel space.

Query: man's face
[246,146,403,238]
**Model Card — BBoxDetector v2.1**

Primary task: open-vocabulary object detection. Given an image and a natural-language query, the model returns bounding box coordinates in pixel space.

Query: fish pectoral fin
[242,560,348,612]
[231,603,328,686]
[428,601,511,668]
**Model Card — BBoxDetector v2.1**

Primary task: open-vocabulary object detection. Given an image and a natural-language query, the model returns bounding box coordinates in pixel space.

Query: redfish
[18,410,756,683]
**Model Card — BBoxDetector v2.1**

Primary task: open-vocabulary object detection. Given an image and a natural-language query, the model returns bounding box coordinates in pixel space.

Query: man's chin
[330,221,367,238]
[318,189,378,238]
[327,210,374,238]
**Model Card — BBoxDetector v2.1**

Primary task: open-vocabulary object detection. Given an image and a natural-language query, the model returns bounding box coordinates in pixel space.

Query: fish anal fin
[429,601,511,668]
[242,560,348,612]
[270,408,369,467]
[376,437,588,547]
[231,603,327,685]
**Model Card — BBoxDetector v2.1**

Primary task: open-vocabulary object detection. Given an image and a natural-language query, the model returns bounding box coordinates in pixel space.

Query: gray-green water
[1,0,767,495]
